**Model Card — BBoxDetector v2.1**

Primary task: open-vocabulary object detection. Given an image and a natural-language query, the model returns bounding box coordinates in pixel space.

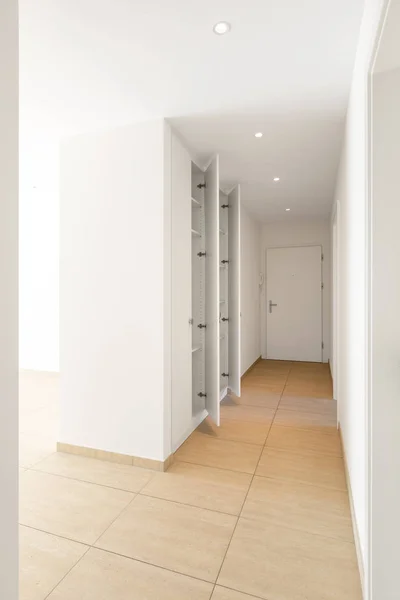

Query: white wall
[331,1,386,586]
[370,61,400,600]
[0,0,18,596]
[19,137,59,371]
[60,119,171,461]
[240,205,261,374]
[260,219,331,362]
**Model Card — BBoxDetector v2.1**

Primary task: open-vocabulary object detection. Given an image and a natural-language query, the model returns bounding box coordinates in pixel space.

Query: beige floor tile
[223,392,281,409]
[47,548,213,600]
[175,433,262,474]
[245,375,288,386]
[256,448,347,490]
[96,494,236,582]
[197,416,270,445]
[241,382,285,394]
[19,525,88,600]
[33,452,155,493]
[19,433,56,468]
[280,396,336,415]
[19,470,134,544]
[274,408,337,434]
[212,586,262,599]
[218,518,362,600]
[141,461,251,515]
[220,404,275,424]
[266,425,342,457]
[283,385,333,399]
[241,476,353,541]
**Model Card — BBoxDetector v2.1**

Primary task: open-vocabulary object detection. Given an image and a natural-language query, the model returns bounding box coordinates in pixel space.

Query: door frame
[263,244,324,363]
[331,202,340,405]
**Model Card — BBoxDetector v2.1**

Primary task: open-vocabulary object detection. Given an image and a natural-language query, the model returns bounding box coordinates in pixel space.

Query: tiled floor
[19,362,362,600]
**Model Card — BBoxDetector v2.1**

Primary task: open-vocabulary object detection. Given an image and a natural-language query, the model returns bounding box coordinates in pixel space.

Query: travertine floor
[19,361,362,600]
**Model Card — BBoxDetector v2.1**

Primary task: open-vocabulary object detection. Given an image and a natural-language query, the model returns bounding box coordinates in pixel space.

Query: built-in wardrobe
[171,132,241,451]
[60,118,241,466]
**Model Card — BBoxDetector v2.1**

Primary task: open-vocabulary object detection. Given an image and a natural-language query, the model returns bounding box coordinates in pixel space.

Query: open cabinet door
[171,133,192,449]
[204,156,220,425]
[228,185,241,396]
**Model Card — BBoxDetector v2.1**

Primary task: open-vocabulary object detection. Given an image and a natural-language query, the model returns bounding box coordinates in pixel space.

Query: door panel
[266,245,322,362]
[171,134,192,448]
[228,185,241,396]
[204,156,220,425]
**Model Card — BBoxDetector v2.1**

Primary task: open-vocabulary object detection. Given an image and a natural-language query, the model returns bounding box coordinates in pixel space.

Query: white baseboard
[338,425,365,598]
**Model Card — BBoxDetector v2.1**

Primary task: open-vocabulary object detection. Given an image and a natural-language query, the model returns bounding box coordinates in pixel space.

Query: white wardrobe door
[228,185,241,396]
[204,156,220,425]
[171,134,192,449]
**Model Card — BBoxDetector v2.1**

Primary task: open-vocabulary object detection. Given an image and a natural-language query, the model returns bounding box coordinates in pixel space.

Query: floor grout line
[42,493,139,599]
[209,363,294,596]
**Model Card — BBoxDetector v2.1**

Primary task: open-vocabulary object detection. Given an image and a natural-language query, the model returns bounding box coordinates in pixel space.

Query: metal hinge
[221,317,229,322]
[221,259,229,264]
[322,254,324,261]
[198,392,207,398]
[221,204,229,209]
[197,183,206,189]
[322,342,324,350]
[197,323,207,329]
[321,282,324,290]
[197,251,206,257]
[221,373,229,378]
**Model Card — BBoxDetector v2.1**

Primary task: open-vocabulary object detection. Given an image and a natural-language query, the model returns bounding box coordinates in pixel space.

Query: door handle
[269,300,278,313]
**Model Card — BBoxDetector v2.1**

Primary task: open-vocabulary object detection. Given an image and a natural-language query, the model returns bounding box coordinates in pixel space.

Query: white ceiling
[20,0,364,221]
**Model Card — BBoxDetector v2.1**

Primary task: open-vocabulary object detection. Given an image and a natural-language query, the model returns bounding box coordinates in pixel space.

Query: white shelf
[191,228,201,237]
[192,345,202,353]
[191,197,201,207]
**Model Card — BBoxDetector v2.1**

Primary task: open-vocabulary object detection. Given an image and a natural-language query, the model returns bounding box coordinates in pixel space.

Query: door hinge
[197,251,206,257]
[321,282,324,290]
[197,183,206,189]
[221,204,229,209]
[221,317,229,322]
[321,253,324,261]
[198,392,207,398]
[221,259,229,264]
[321,342,324,350]
[221,373,229,377]
[197,323,207,329]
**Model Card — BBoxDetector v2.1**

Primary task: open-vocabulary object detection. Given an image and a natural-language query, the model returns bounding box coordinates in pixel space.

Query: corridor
[19,361,362,600]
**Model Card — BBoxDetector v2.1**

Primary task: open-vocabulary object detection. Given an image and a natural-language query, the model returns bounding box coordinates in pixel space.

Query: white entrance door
[266,245,322,362]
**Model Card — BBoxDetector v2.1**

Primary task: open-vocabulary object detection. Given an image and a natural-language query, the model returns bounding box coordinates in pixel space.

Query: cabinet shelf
[191,228,201,237]
[192,345,202,354]
[191,197,201,207]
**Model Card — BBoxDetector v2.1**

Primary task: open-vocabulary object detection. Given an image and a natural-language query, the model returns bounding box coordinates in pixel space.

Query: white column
[60,120,172,464]
[0,0,19,597]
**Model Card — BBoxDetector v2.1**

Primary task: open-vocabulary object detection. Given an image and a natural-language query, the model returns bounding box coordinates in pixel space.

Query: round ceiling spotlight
[254,132,263,138]
[213,21,231,35]
[273,177,280,182]
[285,208,291,212]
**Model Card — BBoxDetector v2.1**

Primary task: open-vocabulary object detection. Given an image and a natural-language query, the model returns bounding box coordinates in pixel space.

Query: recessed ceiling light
[255,132,263,138]
[213,21,231,35]
[273,177,280,182]
[285,208,291,212]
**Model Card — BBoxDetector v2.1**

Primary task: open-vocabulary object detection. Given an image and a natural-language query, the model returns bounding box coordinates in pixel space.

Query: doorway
[266,245,323,362]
